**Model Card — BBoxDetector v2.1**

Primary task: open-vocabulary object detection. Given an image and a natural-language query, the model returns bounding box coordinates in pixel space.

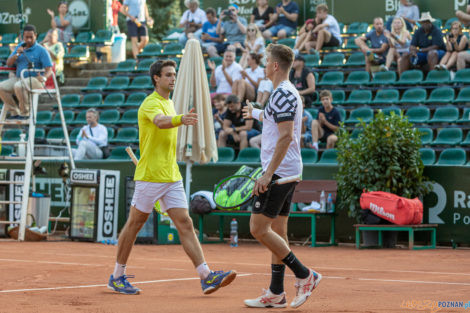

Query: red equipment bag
[360,191,423,225]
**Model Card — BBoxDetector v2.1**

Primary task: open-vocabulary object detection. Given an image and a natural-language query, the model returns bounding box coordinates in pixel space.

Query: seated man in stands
[208,49,243,94]
[310,90,341,151]
[178,0,207,46]
[208,4,247,56]
[201,8,224,57]
[304,4,342,53]
[289,54,316,107]
[73,109,108,160]
[218,95,261,150]
[398,12,445,74]
[262,0,299,40]
[355,17,389,73]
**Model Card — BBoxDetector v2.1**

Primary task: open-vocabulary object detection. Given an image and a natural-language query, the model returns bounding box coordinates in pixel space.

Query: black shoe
[7,115,20,120]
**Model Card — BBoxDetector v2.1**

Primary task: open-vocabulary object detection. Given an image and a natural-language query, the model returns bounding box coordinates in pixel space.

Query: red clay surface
[0,241,469,313]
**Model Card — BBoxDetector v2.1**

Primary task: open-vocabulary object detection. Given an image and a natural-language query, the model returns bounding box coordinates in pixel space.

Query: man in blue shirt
[263,0,299,40]
[0,24,52,119]
[398,12,445,74]
[201,8,224,57]
[355,17,389,73]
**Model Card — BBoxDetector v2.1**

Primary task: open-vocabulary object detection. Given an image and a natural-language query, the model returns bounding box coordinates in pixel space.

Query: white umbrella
[173,38,217,200]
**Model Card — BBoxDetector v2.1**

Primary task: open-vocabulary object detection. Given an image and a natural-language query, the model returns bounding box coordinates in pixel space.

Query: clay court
[0,241,468,313]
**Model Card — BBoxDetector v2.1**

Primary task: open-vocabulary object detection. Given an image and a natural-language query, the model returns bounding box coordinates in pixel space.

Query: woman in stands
[293,18,319,55]
[237,24,265,68]
[47,1,73,44]
[233,53,265,102]
[250,0,275,31]
[436,21,468,70]
[383,17,411,71]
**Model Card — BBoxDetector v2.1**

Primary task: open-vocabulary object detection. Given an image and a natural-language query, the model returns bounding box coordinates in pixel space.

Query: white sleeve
[89,125,108,147]
[214,66,222,85]
[252,108,263,121]
[231,64,243,81]
[199,9,208,24]
[180,10,188,24]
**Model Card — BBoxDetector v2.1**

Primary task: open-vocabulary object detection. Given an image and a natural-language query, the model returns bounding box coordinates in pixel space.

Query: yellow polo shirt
[134,91,182,183]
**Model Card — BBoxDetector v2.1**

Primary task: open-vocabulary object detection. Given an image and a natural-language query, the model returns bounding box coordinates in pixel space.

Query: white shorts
[131,180,188,214]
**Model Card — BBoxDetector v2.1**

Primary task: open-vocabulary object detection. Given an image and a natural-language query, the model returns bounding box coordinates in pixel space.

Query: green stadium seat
[331,90,345,105]
[318,149,338,164]
[125,92,147,107]
[0,33,18,45]
[336,107,346,121]
[104,76,130,91]
[90,29,113,45]
[444,17,458,30]
[206,56,223,71]
[36,111,53,125]
[2,129,21,142]
[217,147,235,162]
[344,38,360,50]
[303,54,319,67]
[69,127,81,142]
[81,77,107,92]
[80,93,102,108]
[343,71,369,86]
[345,89,372,105]
[99,109,120,124]
[0,47,11,60]
[46,127,65,144]
[344,52,365,66]
[138,43,163,58]
[277,38,296,48]
[305,108,318,119]
[107,146,132,160]
[0,145,13,156]
[452,69,470,84]
[109,127,138,143]
[432,18,443,29]
[107,127,115,140]
[118,109,138,124]
[301,148,318,164]
[454,87,470,103]
[382,106,401,116]
[37,32,48,43]
[419,148,436,165]
[345,107,373,124]
[371,89,399,105]
[425,87,455,104]
[60,94,81,108]
[64,45,89,60]
[423,70,450,85]
[399,87,427,104]
[405,106,430,123]
[346,22,368,34]
[461,132,470,146]
[35,128,46,141]
[457,108,470,123]
[369,71,396,85]
[71,111,87,125]
[317,71,344,86]
[431,128,463,146]
[74,31,94,44]
[134,59,156,72]
[418,127,433,145]
[350,128,363,140]
[319,53,345,67]
[109,59,137,73]
[127,76,153,90]
[437,148,466,165]
[160,43,184,56]
[50,110,74,125]
[396,70,423,85]
[235,147,261,162]
[429,106,459,123]
[102,93,125,107]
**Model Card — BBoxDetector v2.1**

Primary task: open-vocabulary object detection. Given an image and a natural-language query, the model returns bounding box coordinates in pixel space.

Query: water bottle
[327,193,334,213]
[18,133,26,157]
[230,218,238,247]
[319,190,326,212]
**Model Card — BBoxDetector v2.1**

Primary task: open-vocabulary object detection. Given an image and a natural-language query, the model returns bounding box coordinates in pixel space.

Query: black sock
[282,251,310,279]
[269,264,285,295]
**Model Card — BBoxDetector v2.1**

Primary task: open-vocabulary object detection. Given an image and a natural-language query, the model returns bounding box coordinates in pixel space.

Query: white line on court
[0,258,105,267]
[358,277,470,286]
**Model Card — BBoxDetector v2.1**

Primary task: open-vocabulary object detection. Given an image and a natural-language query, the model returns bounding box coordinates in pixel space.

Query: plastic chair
[127,76,153,90]
[419,148,436,165]
[345,107,374,124]
[317,71,344,86]
[99,109,120,124]
[301,148,318,164]
[405,106,430,123]
[118,109,138,124]
[345,90,372,105]
[344,52,365,66]
[395,70,423,85]
[36,111,53,125]
[137,43,163,57]
[318,149,338,164]
[103,76,130,91]
[319,53,345,67]
[80,93,103,108]
[235,148,261,162]
[371,89,399,105]
[110,59,137,73]
[437,148,466,165]
[369,71,396,85]
[425,87,455,104]
[81,77,107,92]
[417,127,433,145]
[217,147,235,162]
[399,88,427,104]
[429,106,459,123]
[125,92,147,107]
[430,128,462,146]
[343,71,369,86]
[423,70,450,85]
[109,127,138,143]
[102,93,125,107]
[61,94,81,108]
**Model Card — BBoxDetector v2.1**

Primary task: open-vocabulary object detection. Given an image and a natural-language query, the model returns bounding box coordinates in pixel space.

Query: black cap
[295,54,305,62]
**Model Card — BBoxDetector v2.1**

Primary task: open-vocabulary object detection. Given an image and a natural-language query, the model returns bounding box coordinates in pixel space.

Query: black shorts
[127,20,148,38]
[252,174,298,218]
[320,131,334,142]
[324,35,340,47]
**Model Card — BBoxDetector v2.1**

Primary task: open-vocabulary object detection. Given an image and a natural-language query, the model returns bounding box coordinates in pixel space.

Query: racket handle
[275,175,301,185]
[125,146,139,166]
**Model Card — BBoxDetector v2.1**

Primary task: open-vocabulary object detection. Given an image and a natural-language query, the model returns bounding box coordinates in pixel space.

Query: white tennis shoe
[290,269,322,308]
[244,288,287,308]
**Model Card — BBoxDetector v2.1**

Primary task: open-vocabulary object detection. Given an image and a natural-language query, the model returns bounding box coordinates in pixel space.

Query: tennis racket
[213,174,301,210]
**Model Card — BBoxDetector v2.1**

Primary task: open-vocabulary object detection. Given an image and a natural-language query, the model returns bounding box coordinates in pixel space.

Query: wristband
[252,108,262,121]
[171,114,183,126]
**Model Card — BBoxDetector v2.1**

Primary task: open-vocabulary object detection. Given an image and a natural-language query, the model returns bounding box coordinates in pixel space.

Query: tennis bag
[360,191,423,225]
[213,165,254,208]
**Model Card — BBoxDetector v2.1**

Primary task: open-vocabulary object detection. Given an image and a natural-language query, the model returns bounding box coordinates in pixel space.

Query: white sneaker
[290,269,322,308]
[244,288,287,308]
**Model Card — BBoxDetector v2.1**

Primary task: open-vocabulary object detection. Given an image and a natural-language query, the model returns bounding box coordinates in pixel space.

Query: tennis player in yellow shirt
[108,59,237,295]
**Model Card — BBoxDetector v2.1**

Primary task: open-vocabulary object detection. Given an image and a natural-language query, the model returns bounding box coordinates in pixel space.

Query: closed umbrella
[173,38,217,199]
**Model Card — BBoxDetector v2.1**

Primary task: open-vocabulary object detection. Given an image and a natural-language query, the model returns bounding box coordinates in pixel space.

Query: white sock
[196,262,211,279]
[313,142,319,150]
[113,262,126,278]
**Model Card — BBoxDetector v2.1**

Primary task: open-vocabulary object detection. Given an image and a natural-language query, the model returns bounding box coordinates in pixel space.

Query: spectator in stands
[208,49,243,94]
[310,90,340,150]
[233,53,264,102]
[385,0,419,32]
[398,12,445,74]
[301,96,313,148]
[210,4,247,56]
[43,29,65,84]
[262,0,299,40]
[201,8,224,57]
[383,17,411,71]
[178,0,207,46]
[110,0,122,34]
[46,1,73,44]
[289,54,316,107]
[121,0,154,59]
[73,109,108,160]
[436,21,468,70]
[293,18,319,54]
[456,1,470,26]
[0,25,52,119]
[250,0,275,30]
[212,94,227,139]
[256,71,273,107]
[304,4,342,53]
[238,24,265,68]
[355,17,389,73]
[218,95,261,150]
